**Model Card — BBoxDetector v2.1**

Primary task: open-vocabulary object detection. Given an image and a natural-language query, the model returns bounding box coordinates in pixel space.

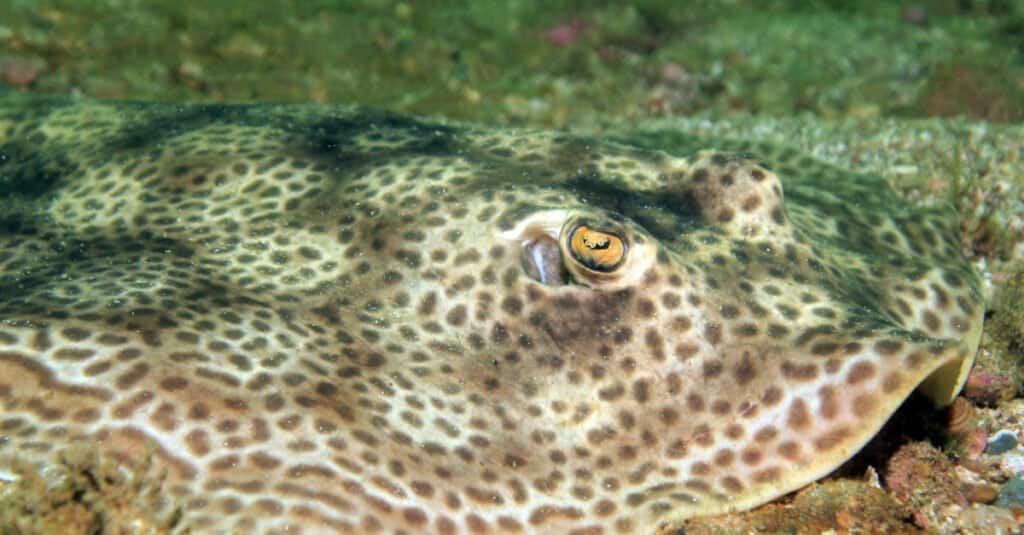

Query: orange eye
[568,224,627,272]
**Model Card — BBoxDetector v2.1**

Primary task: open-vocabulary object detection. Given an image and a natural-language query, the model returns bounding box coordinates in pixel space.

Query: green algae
[2,1,1022,127]
[985,269,1024,391]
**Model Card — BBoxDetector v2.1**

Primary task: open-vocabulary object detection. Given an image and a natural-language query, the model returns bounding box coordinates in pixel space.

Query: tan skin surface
[0,96,983,534]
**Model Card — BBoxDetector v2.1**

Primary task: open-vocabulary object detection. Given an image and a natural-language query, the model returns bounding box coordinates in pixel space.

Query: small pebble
[963,371,1016,404]
[959,457,988,474]
[995,476,1024,509]
[963,427,988,459]
[986,430,1018,455]
[999,452,1024,475]
[964,482,1000,504]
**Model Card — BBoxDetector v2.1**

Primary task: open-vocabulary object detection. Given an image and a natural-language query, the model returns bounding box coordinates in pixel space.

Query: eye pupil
[567,224,627,272]
[583,234,610,250]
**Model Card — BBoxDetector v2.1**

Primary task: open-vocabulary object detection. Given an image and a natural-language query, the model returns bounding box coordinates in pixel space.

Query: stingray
[0,95,983,533]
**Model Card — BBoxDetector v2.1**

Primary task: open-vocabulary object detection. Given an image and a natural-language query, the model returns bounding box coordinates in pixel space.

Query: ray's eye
[567,224,627,272]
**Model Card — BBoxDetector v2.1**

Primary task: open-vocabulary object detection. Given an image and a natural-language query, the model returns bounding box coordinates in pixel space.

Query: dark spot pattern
[0,96,984,533]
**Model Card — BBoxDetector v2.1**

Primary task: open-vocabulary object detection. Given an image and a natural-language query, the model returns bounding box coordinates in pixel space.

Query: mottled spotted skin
[0,96,983,534]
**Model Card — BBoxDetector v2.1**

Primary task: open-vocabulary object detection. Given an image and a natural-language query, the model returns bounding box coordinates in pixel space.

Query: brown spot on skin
[636,298,656,317]
[882,372,903,393]
[853,393,877,415]
[209,455,241,472]
[528,505,583,526]
[436,517,457,535]
[666,373,683,394]
[52,347,96,361]
[814,427,852,451]
[593,499,616,517]
[713,449,734,467]
[740,195,762,212]
[160,376,189,391]
[115,362,150,390]
[662,293,681,309]
[702,360,723,379]
[632,379,650,404]
[72,408,101,423]
[957,295,974,315]
[778,441,801,461]
[787,399,811,431]
[675,343,699,361]
[465,486,505,506]
[740,447,763,466]
[767,324,790,338]
[752,467,782,483]
[671,315,691,332]
[874,339,903,356]
[466,514,489,532]
[185,429,211,456]
[762,386,783,406]
[30,330,52,352]
[846,361,876,385]
[720,476,744,493]
[446,305,467,326]
[922,310,942,332]
[895,299,913,317]
[570,485,594,501]
[598,383,625,401]
[737,401,758,419]
[418,292,438,315]
[781,361,818,382]
[704,323,722,346]
[905,351,927,369]
[810,342,839,356]
[753,422,774,438]
[684,479,711,494]
[404,480,434,500]
[645,329,666,361]
[686,393,705,412]
[666,440,688,459]
[690,462,712,476]
[693,425,714,447]
[497,517,523,531]
[819,386,840,420]
[403,507,428,527]
[733,352,757,385]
